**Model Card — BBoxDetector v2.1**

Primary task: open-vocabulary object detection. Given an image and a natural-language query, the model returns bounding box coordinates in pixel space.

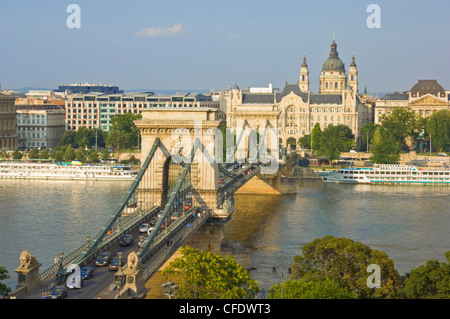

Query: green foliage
[63,145,76,162]
[12,149,22,160]
[87,149,99,162]
[0,266,10,295]
[379,107,421,150]
[268,278,357,299]
[298,134,311,149]
[60,128,107,149]
[75,148,86,162]
[28,148,39,159]
[106,112,142,156]
[162,246,260,299]
[290,235,402,299]
[360,123,380,151]
[426,110,450,152]
[402,252,450,299]
[369,126,400,164]
[311,123,322,151]
[100,148,110,161]
[316,124,355,163]
[39,150,49,159]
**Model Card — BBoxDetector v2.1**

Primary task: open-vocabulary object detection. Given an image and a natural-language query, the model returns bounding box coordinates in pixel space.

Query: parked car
[139,223,150,233]
[80,267,94,280]
[95,252,112,266]
[108,258,122,271]
[438,152,447,156]
[50,286,68,299]
[120,234,134,246]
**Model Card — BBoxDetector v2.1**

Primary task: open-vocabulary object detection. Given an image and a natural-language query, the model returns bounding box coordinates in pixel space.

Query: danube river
[1,179,449,294]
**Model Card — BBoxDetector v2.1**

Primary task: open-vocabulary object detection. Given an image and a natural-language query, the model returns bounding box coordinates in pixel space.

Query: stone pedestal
[14,250,42,293]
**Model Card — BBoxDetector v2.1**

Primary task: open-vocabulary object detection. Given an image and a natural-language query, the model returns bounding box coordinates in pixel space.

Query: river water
[1,179,449,294]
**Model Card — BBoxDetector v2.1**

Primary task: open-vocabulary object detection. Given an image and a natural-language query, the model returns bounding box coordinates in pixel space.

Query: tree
[12,149,22,160]
[162,246,260,299]
[74,127,91,149]
[0,266,10,295]
[100,148,110,161]
[110,112,142,147]
[316,124,355,163]
[298,134,311,150]
[379,107,421,150]
[28,148,39,159]
[64,145,76,162]
[87,149,99,162]
[290,235,403,299]
[268,278,356,299]
[39,150,49,159]
[106,130,131,158]
[369,127,400,164]
[75,148,87,162]
[60,130,77,147]
[402,252,450,299]
[426,110,450,152]
[360,123,380,152]
[311,123,322,152]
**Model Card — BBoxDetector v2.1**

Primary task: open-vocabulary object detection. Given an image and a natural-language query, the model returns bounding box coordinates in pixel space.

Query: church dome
[322,39,345,72]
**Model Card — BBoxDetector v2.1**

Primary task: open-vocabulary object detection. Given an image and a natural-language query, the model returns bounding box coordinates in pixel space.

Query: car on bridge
[120,234,134,246]
[140,223,150,233]
[80,267,94,280]
[95,252,112,267]
[50,286,68,299]
[109,257,123,271]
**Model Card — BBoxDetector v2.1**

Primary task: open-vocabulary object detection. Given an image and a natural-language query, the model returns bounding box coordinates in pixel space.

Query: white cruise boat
[318,164,450,185]
[0,161,137,181]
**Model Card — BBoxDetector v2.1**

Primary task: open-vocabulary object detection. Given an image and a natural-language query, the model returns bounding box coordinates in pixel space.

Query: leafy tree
[311,123,322,152]
[106,130,131,158]
[369,126,400,164]
[316,124,355,163]
[268,278,356,299]
[290,235,403,299]
[298,134,311,150]
[87,149,99,162]
[426,110,450,152]
[402,252,450,299]
[60,130,77,147]
[75,148,87,162]
[162,246,260,299]
[64,145,76,162]
[12,149,22,160]
[110,112,142,147]
[0,266,10,295]
[39,150,49,159]
[379,107,421,150]
[74,127,91,149]
[100,148,110,161]
[28,148,39,159]
[360,123,380,152]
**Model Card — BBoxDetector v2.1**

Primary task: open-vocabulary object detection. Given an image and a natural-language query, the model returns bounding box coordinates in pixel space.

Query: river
[1,179,449,294]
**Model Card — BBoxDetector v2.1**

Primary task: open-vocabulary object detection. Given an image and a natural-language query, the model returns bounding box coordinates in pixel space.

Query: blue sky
[0,0,449,93]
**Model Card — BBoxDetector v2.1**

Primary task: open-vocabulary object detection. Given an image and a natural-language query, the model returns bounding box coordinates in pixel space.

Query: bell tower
[348,53,358,93]
[299,53,309,92]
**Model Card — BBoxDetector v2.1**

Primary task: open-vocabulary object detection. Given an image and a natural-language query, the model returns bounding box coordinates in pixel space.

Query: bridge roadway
[18,162,262,299]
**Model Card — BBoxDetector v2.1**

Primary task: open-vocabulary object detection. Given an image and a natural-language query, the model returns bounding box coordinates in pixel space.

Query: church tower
[299,53,309,92]
[348,53,358,93]
[319,36,347,94]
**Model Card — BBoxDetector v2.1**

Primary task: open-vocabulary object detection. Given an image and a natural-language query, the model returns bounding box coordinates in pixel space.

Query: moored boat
[0,161,137,181]
[318,164,450,185]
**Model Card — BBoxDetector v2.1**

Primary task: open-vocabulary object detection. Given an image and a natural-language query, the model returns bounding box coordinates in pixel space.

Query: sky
[0,0,449,94]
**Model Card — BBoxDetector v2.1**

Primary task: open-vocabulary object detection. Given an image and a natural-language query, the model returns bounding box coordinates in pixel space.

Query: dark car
[120,234,134,246]
[50,286,68,299]
[80,267,94,280]
[95,252,112,266]
[108,258,122,271]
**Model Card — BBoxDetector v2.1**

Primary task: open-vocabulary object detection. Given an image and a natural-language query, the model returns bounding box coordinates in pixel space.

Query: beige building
[0,92,18,150]
[375,80,450,123]
[225,38,373,148]
[16,104,66,149]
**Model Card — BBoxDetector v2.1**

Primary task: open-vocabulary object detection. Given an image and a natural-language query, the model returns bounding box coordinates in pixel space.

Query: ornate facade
[225,38,373,148]
[0,92,18,150]
[375,79,450,123]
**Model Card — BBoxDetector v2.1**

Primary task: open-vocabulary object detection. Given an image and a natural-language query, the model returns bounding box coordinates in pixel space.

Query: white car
[139,223,150,233]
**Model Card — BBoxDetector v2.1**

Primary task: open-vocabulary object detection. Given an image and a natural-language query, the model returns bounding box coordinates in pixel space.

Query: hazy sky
[1,0,449,93]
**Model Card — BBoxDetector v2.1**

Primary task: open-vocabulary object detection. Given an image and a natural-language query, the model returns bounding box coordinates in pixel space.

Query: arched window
[351,75,354,81]
[326,82,328,89]
[335,82,338,89]
[302,75,305,81]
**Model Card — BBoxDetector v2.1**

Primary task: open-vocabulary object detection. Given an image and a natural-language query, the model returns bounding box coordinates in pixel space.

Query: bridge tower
[135,108,225,215]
